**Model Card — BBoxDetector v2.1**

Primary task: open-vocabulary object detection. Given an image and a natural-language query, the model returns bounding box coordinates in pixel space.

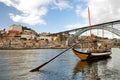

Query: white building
[9,24,22,32]
[21,34,36,40]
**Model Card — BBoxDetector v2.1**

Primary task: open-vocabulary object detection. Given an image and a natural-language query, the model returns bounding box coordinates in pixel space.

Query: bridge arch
[74,26,120,37]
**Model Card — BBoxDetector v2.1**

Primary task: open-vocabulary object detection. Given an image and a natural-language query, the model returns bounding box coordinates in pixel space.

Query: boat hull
[71,48,111,61]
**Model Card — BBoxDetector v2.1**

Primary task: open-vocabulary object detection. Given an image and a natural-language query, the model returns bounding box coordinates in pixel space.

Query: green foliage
[14,35,20,37]
[20,38,27,41]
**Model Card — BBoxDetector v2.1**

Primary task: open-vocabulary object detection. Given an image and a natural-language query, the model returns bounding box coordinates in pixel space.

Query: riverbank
[0,47,68,50]
[0,46,119,50]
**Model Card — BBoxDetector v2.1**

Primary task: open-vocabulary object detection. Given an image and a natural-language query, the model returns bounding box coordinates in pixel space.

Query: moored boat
[71,7,112,61]
[71,47,111,61]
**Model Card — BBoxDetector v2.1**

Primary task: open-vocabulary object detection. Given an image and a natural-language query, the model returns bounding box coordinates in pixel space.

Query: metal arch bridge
[50,20,120,37]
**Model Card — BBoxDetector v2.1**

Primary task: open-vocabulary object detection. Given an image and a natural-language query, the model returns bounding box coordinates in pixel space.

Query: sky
[0,0,120,38]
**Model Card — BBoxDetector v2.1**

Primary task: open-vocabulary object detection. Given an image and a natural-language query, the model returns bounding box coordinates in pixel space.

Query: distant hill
[22,26,38,35]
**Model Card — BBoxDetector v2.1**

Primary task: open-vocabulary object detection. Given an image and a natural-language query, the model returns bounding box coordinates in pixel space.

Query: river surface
[0,48,120,80]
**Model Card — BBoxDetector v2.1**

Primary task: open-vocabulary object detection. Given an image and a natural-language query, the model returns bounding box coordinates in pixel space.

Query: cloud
[76,0,120,25]
[51,0,72,10]
[0,0,71,25]
[75,5,84,16]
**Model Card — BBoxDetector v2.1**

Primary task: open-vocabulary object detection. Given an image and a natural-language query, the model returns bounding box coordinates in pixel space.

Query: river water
[0,48,120,80]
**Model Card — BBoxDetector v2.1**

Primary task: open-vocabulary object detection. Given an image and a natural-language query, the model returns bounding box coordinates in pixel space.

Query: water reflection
[0,48,120,80]
[72,61,88,80]
[72,57,112,80]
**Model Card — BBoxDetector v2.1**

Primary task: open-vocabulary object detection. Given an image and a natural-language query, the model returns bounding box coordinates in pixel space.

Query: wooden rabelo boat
[71,8,112,61]
[71,47,111,61]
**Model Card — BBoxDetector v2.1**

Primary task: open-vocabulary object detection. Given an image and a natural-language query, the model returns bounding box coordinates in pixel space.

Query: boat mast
[88,7,93,39]
[88,7,96,52]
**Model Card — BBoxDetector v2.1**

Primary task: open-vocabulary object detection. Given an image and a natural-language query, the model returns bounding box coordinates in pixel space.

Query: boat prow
[71,47,111,61]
